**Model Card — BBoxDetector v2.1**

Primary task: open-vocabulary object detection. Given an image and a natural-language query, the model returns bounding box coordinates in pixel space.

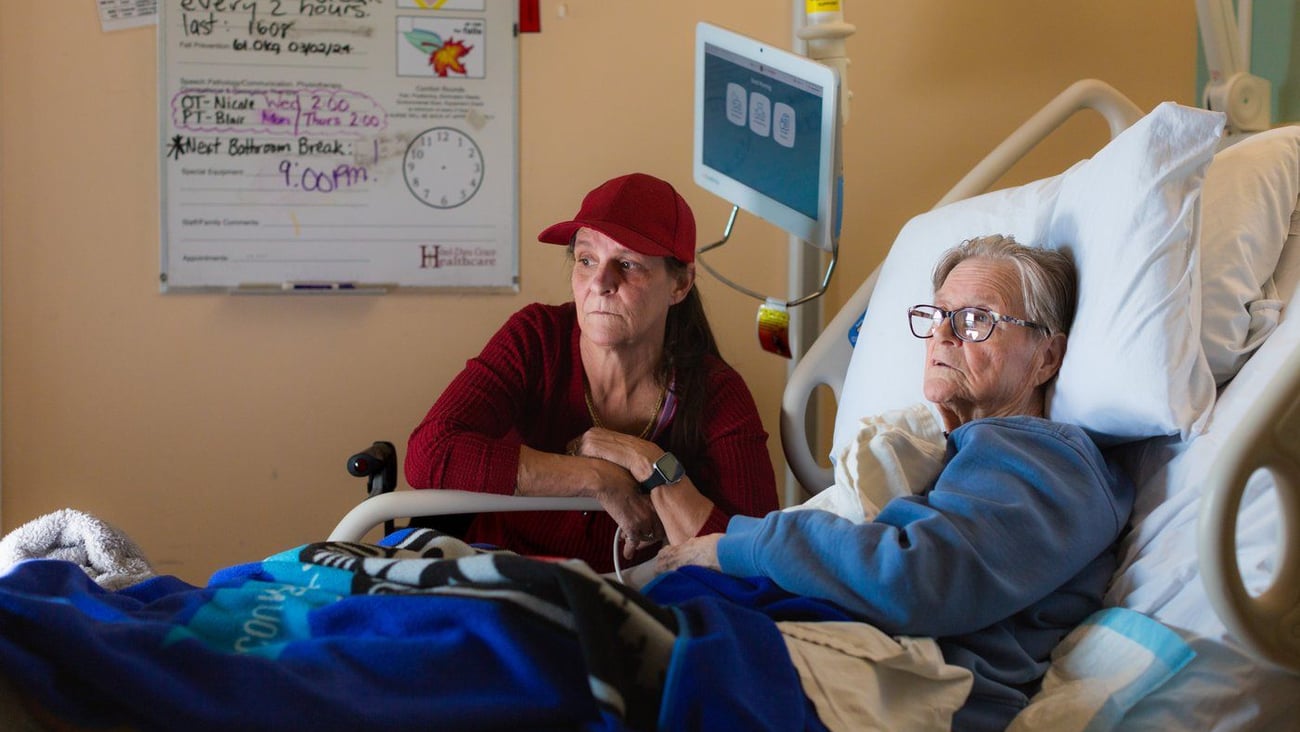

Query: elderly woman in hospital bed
[404,172,779,574]
[655,234,1134,732]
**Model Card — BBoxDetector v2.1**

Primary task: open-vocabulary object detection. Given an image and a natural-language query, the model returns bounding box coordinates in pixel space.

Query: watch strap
[639,452,683,493]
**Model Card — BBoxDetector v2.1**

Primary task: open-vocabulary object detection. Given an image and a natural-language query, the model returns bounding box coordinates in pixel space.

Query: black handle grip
[347,441,395,477]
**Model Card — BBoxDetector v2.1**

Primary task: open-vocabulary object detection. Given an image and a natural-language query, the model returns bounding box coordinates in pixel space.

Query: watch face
[657,453,684,482]
[402,127,484,209]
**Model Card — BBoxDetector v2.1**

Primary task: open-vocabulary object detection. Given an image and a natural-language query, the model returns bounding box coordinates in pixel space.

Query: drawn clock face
[402,127,483,209]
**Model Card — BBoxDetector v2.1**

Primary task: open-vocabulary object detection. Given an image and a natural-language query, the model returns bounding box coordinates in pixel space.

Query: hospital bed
[330,79,1300,728]
[0,79,1298,730]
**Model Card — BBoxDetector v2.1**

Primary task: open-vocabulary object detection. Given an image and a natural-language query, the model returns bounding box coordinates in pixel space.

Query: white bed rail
[329,491,600,543]
[934,79,1143,208]
[781,79,1143,495]
[1199,339,1300,674]
[780,267,879,495]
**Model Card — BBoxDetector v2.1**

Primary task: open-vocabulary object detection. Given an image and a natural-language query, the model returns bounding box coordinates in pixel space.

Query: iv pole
[788,1,855,505]
[787,0,854,340]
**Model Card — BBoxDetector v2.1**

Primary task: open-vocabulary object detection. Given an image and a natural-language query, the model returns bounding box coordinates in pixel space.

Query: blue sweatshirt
[718,416,1133,731]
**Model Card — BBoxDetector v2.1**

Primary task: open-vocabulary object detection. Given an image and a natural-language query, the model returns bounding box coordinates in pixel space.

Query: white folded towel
[0,508,155,590]
[790,403,947,522]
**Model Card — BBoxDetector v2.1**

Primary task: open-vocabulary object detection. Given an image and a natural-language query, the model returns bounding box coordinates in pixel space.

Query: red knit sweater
[405,302,779,572]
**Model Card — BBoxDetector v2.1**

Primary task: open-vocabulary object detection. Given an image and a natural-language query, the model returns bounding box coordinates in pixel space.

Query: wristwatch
[639,452,684,493]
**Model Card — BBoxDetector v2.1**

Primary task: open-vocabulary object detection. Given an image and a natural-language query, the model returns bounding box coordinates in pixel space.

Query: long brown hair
[660,257,721,457]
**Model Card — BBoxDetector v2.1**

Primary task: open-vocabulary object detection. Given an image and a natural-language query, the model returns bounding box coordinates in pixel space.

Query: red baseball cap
[537,173,696,263]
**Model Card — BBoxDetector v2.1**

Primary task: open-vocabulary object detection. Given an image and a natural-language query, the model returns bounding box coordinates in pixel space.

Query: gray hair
[930,235,1077,335]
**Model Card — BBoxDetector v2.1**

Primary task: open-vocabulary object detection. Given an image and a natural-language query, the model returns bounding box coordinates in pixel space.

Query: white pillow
[1278,213,1300,303]
[1197,126,1300,385]
[834,103,1224,452]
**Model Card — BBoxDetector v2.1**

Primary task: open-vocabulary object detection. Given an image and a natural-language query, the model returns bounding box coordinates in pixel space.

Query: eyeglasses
[908,304,1044,343]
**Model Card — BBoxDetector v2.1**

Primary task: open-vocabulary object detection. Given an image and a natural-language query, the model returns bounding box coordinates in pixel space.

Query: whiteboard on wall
[158,0,518,292]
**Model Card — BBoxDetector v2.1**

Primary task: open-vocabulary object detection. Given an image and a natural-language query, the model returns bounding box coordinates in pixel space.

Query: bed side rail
[934,79,1142,208]
[782,79,1142,496]
[329,491,601,543]
[1199,339,1300,674]
[781,267,879,495]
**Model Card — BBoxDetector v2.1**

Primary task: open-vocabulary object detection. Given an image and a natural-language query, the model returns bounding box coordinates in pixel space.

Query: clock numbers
[402,127,484,209]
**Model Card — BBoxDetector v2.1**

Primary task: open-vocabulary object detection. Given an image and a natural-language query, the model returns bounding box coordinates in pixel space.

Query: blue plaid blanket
[0,529,825,732]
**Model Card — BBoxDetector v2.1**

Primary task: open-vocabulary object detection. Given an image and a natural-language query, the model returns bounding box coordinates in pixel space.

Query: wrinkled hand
[567,438,662,560]
[598,485,663,560]
[567,427,657,477]
[655,533,722,573]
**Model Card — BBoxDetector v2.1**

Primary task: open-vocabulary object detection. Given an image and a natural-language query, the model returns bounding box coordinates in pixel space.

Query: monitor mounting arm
[1196,0,1272,134]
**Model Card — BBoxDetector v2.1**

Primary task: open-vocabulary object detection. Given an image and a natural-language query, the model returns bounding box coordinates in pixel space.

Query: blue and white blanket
[0,528,824,732]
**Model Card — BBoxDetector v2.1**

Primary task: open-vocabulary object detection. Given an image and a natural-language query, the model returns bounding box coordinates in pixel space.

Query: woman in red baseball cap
[405,173,778,574]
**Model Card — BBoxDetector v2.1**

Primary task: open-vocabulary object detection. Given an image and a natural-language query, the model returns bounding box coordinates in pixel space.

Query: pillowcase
[1197,126,1300,385]
[834,102,1224,452]
[1047,102,1222,444]
[1277,209,1300,304]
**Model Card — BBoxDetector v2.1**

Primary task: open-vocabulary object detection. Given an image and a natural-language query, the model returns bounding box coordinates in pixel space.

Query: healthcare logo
[419,244,498,269]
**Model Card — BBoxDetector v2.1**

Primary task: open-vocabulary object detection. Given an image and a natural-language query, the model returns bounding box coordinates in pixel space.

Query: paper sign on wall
[158,0,519,292]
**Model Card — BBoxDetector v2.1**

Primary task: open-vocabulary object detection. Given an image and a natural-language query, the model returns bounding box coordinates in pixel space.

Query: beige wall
[0,1,1197,583]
